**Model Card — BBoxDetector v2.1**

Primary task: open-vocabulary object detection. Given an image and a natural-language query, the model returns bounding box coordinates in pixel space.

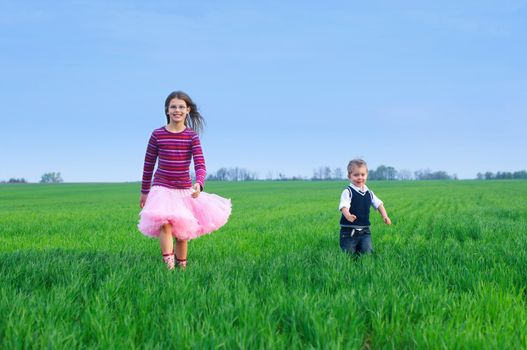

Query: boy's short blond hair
[347,159,368,175]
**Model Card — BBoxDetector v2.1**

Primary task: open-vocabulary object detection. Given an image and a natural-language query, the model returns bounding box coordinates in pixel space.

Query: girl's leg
[175,239,188,268]
[160,224,174,254]
[160,224,175,269]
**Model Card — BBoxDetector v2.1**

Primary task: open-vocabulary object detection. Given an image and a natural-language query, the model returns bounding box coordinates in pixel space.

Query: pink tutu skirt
[138,186,231,240]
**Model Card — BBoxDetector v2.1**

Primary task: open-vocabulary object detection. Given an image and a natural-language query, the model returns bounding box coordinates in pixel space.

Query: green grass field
[1,180,526,349]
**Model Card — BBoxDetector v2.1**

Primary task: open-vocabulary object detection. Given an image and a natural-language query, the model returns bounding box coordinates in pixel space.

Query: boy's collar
[349,183,368,193]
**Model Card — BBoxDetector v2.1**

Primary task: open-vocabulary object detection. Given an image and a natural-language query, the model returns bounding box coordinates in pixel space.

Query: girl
[138,91,231,270]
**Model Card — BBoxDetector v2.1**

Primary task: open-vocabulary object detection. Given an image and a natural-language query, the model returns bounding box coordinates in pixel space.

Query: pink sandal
[162,253,175,270]
[176,258,187,269]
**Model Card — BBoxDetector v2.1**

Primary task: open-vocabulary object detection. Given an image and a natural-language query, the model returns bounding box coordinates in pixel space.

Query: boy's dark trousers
[340,227,372,255]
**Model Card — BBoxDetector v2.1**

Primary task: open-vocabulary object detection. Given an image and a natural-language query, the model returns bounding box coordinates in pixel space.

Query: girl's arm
[191,134,206,198]
[377,204,391,225]
[140,132,158,206]
[140,193,148,208]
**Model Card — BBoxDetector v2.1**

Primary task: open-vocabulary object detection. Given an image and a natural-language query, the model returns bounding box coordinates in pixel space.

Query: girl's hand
[140,193,148,208]
[349,214,357,222]
[383,216,392,225]
[191,183,201,198]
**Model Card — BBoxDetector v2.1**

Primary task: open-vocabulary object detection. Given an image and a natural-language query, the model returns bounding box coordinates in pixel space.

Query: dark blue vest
[340,186,372,227]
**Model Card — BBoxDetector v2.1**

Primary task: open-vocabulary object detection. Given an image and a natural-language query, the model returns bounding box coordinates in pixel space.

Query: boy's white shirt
[339,183,383,211]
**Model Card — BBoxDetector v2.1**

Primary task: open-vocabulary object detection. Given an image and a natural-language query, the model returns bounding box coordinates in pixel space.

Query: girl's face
[348,166,368,188]
[167,98,190,125]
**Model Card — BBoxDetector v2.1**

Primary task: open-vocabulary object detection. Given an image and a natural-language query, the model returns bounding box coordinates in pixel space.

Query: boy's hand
[383,216,392,225]
[344,213,357,222]
[341,208,357,222]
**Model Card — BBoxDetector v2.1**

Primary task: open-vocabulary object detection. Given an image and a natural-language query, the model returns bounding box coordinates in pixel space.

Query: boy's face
[348,165,368,188]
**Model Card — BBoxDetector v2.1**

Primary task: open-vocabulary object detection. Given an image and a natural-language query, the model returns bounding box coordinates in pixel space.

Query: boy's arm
[377,204,391,225]
[370,190,391,225]
[340,207,357,222]
[339,188,357,222]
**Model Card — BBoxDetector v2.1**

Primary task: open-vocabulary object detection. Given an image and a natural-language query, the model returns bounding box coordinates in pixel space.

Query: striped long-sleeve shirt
[141,127,206,194]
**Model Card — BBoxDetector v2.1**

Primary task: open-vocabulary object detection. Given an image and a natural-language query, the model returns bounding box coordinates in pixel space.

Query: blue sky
[1,0,526,182]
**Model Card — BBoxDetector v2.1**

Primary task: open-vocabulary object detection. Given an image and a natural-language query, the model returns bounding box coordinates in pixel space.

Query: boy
[339,159,391,256]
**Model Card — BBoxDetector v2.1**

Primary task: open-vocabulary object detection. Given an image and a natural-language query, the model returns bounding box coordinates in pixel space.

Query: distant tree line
[4,168,526,184]
[206,165,460,181]
[0,172,63,184]
[311,167,345,180]
[412,169,457,180]
[40,172,63,183]
[206,167,257,181]
[205,167,527,181]
[312,165,458,181]
[368,165,398,180]
[476,170,527,180]
[0,178,29,184]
